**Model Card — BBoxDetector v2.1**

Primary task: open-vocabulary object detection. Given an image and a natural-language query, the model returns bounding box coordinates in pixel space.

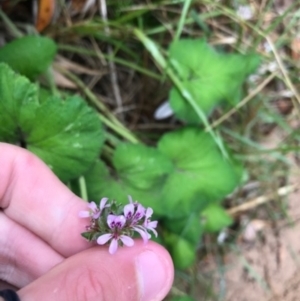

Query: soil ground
[222,175,300,301]
[201,127,300,301]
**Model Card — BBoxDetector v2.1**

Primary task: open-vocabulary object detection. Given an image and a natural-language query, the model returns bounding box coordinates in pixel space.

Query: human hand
[0,143,174,301]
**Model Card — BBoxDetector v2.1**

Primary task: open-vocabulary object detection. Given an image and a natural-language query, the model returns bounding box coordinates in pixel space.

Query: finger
[0,143,91,256]
[18,241,174,301]
[0,280,16,290]
[0,212,64,287]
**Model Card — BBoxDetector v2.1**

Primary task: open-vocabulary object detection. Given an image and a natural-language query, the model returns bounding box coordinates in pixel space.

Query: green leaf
[0,36,57,79]
[0,63,39,142]
[163,213,202,246]
[164,232,196,269]
[113,143,173,190]
[0,64,104,181]
[84,160,126,202]
[171,297,196,301]
[27,96,104,181]
[158,127,242,218]
[83,143,174,213]
[83,160,167,216]
[162,214,202,269]
[202,204,233,233]
[168,39,260,123]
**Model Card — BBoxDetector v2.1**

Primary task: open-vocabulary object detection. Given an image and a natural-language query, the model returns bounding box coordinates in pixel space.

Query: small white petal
[154,101,174,120]
[217,230,228,245]
[115,215,126,228]
[149,228,158,237]
[124,204,134,219]
[99,197,109,210]
[107,214,117,228]
[148,220,157,228]
[92,211,101,219]
[135,204,145,219]
[97,234,112,245]
[120,235,134,247]
[88,202,97,211]
[78,211,90,218]
[109,239,118,254]
[134,228,150,244]
[145,208,153,219]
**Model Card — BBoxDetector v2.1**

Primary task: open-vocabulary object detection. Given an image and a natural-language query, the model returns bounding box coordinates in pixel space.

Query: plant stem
[58,44,162,80]
[174,0,193,41]
[56,66,139,143]
[79,176,88,201]
[0,9,23,38]
[133,28,228,158]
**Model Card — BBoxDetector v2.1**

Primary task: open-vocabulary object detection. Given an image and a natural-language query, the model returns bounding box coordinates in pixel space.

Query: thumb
[18,241,174,301]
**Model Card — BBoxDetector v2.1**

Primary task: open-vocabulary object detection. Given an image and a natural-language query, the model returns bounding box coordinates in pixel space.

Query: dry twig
[227,184,297,216]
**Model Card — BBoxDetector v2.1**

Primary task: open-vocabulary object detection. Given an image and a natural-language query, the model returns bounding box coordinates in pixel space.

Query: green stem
[45,67,60,97]
[133,28,228,158]
[174,0,193,41]
[0,9,23,38]
[58,44,162,80]
[79,176,88,201]
[56,67,139,144]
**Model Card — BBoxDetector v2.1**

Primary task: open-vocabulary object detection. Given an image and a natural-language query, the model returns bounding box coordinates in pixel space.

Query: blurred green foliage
[0,32,259,270]
[0,36,57,79]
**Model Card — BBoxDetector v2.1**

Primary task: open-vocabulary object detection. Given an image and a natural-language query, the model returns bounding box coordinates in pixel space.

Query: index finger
[0,143,91,256]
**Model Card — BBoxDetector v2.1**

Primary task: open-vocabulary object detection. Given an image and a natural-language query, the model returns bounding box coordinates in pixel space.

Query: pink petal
[92,211,101,219]
[109,239,118,254]
[99,197,109,210]
[120,235,134,247]
[88,201,98,211]
[78,211,90,218]
[124,204,134,219]
[145,221,158,236]
[145,207,153,219]
[97,233,112,245]
[134,227,150,244]
[115,215,126,228]
[149,227,158,237]
[107,214,117,228]
[148,220,158,229]
[135,204,145,220]
[107,215,126,229]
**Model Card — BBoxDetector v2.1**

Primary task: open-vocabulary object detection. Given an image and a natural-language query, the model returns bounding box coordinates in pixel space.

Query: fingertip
[18,240,174,301]
[135,241,174,301]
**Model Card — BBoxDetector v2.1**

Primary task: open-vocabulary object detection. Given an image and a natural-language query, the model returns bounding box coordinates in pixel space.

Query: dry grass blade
[227,185,297,216]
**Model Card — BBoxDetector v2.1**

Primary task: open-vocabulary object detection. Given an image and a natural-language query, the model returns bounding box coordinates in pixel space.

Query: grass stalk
[174,0,193,41]
[133,28,228,158]
[56,66,139,143]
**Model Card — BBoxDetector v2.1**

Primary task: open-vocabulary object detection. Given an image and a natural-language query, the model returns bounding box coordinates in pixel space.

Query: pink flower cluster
[79,196,158,254]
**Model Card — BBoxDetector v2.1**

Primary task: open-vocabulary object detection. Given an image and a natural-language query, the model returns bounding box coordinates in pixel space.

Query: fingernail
[136,251,168,301]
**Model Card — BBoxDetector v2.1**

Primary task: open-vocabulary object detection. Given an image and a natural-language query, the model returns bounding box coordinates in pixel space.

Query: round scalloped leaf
[84,160,125,202]
[164,232,196,269]
[26,96,104,181]
[163,213,203,246]
[0,36,57,79]
[0,64,104,181]
[113,143,173,190]
[168,39,260,123]
[158,127,242,218]
[0,63,39,142]
[83,160,167,216]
